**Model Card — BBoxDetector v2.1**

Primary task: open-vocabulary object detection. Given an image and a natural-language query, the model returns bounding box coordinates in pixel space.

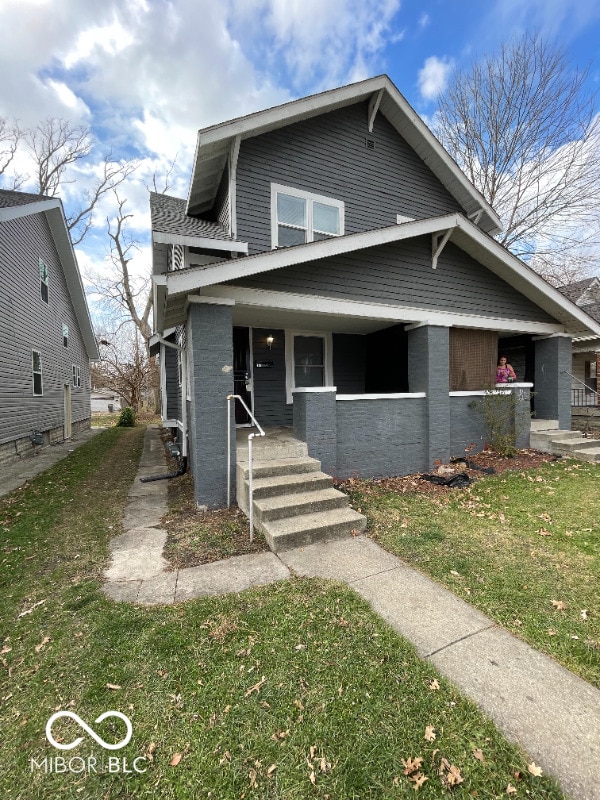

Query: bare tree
[0,117,24,187]
[23,117,137,244]
[435,33,600,280]
[93,327,154,413]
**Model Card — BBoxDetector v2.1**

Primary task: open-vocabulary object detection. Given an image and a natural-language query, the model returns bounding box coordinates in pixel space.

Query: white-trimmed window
[285,331,333,403]
[32,350,43,395]
[72,364,81,388]
[271,184,344,248]
[62,323,69,347]
[39,258,49,303]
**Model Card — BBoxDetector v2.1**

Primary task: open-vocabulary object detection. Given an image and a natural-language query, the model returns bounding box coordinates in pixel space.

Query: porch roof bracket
[431,228,453,269]
[368,89,384,133]
[229,134,241,241]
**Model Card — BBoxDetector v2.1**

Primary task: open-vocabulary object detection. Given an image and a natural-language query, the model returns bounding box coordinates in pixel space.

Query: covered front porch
[181,297,572,508]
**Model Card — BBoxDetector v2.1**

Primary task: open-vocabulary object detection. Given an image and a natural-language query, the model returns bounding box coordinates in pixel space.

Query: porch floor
[236,426,308,463]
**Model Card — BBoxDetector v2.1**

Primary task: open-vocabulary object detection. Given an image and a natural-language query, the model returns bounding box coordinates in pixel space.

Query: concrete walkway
[0,426,103,500]
[100,426,599,800]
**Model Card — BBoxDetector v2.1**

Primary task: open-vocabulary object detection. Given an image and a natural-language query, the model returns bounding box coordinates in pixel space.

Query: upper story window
[62,324,69,347]
[271,184,344,249]
[39,258,49,303]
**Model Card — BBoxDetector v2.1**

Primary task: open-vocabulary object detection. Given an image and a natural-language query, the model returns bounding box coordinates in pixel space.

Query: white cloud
[419,13,430,29]
[418,55,454,100]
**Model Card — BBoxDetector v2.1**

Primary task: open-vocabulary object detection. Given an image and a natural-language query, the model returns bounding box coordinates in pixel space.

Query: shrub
[468,388,530,457]
[116,407,136,427]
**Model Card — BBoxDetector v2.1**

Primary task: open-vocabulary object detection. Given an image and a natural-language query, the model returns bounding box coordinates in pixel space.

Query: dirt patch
[162,472,269,569]
[335,448,558,497]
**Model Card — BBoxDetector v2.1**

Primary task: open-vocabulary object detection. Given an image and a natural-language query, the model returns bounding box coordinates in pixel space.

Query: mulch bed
[335,448,558,496]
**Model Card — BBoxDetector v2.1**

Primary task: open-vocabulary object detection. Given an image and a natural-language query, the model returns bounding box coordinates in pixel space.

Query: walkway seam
[423,623,498,659]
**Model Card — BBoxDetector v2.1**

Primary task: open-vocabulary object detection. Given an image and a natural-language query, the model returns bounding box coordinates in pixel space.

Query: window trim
[271,184,344,249]
[285,330,333,403]
[72,364,81,388]
[32,350,43,396]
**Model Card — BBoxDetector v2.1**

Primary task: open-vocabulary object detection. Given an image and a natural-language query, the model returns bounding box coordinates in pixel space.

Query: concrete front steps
[530,419,600,462]
[236,434,366,552]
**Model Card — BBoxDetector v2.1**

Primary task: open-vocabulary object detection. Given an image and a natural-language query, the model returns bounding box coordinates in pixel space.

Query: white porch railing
[226,394,265,542]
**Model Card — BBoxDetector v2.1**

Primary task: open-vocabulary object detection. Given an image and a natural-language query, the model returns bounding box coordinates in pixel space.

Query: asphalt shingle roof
[150,192,231,241]
[0,188,53,208]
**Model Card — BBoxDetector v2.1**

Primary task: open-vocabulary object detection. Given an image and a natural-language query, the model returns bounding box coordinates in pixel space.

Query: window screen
[449,329,498,391]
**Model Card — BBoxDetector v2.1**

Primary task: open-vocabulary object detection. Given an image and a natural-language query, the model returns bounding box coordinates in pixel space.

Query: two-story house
[0,189,98,465]
[150,75,600,547]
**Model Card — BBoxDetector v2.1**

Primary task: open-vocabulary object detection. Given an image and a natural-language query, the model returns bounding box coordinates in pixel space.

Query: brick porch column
[407,324,450,468]
[187,299,235,508]
[292,387,337,475]
[534,335,572,429]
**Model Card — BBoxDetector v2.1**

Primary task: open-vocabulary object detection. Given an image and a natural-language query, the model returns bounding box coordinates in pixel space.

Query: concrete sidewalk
[0,426,104,500]
[104,426,600,800]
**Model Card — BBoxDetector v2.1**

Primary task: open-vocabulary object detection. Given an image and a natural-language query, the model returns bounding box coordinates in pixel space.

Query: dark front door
[233,326,252,425]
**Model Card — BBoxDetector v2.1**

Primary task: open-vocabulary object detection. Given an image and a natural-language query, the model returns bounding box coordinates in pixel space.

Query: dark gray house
[151,75,600,532]
[0,189,98,465]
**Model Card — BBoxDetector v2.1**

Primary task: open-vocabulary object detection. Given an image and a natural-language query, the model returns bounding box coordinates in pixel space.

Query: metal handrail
[562,370,598,396]
[226,394,265,542]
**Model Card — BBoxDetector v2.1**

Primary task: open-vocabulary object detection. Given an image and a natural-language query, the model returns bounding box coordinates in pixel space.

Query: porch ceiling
[229,304,397,334]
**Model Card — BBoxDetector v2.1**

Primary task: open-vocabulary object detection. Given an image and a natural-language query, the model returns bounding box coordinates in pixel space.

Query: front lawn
[342,457,600,688]
[0,429,564,799]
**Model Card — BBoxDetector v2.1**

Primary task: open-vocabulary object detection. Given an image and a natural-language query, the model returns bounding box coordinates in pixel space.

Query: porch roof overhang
[154,212,600,341]
[187,75,501,236]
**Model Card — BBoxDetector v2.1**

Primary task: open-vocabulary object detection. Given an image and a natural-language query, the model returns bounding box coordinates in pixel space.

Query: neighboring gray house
[559,277,600,407]
[0,189,99,465]
[150,75,600,517]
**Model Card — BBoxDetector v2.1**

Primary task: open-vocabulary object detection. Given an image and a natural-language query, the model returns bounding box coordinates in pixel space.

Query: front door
[233,326,252,425]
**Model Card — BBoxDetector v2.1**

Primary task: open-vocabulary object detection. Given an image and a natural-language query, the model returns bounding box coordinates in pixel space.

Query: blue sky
[1,0,600,296]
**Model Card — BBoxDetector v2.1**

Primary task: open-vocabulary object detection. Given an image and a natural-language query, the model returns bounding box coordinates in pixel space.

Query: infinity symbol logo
[45,711,133,751]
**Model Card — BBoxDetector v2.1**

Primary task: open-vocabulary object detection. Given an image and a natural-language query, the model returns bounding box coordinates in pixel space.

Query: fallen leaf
[472,748,485,762]
[402,756,423,775]
[35,637,50,652]
[506,784,518,795]
[169,753,182,766]
[309,770,316,785]
[17,599,46,618]
[244,676,266,697]
[294,699,304,711]
[536,528,552,536]
[105,683,121,690]
[581,609,588,621]
[527,762,543,777]
[0,646,11,655]
[424,725,436,742]
[410,772,428,790]
[445,764,464,786]
[146,742,156,761]
[551,600,566,611]
[429,679,440,691]
[249,768,258,788]
[547,628,557,636]
[294,644,307,651]
[267,764,277,777]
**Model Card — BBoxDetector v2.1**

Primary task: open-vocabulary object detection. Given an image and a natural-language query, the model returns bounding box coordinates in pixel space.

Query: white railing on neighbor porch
[564,371,599,407]
[226,394,265,542]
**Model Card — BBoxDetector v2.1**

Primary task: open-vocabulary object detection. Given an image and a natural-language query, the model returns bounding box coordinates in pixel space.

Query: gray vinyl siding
[251,328,292,426]
[332,334,366,393]
[230,237,558,324]
[236,102,462,255]
[0,212,91,445]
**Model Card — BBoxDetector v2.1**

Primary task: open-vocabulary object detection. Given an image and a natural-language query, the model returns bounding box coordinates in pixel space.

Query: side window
[32,350,43,395]
[63,324,69,347]
[39,258,49,304]
[272,185,343,248]
[72,364,81,388]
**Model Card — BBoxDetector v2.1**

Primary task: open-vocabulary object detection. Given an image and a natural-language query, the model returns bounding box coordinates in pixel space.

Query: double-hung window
[72,364,81,388]
[272,185,343,248]
[32,350,43,395]
[39,258,49,303]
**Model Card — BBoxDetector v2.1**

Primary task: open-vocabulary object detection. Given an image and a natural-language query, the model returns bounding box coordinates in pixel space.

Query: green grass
[0,429,565,799]
[345,458,600,687]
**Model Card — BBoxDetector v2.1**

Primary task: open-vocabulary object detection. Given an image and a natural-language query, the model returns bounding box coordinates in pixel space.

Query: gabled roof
[157,212,600,340]
[187,74,502,236]
[559,277,600,307]
[0,189,99,360]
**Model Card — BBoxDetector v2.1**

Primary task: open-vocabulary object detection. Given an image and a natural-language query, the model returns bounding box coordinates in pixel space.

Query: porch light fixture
[266,335,274,349]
